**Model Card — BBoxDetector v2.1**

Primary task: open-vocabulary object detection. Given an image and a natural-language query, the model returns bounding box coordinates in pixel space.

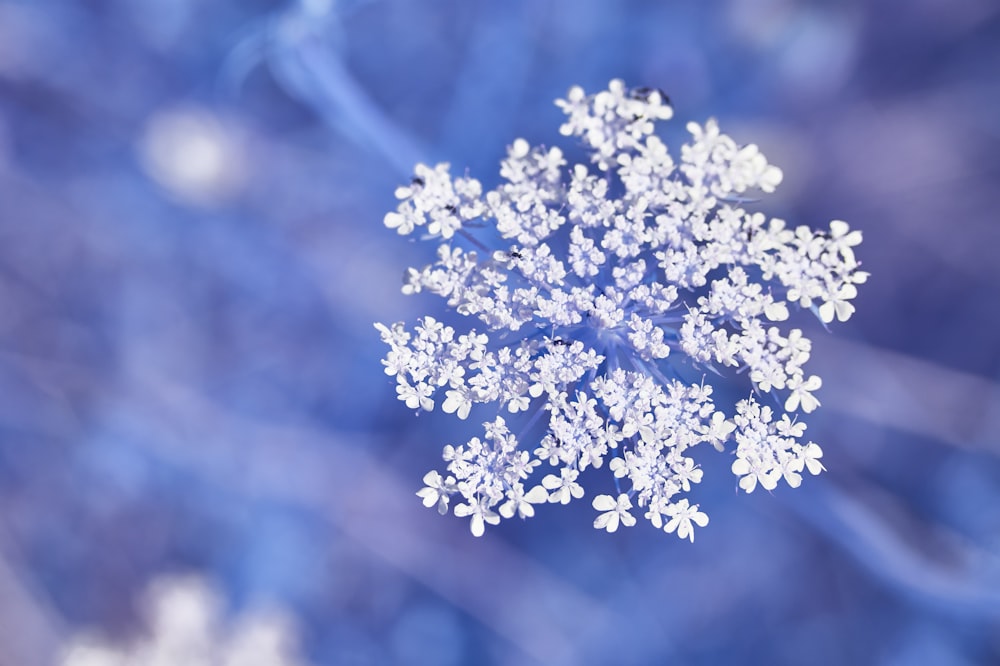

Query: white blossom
[592,493,637,533]
[785,374,822,413]
[663,499,710,542]
[542,467,586,505]
[378,81,864,540]
[416,470,454,515]
[454,497,502,537]
[60,576,310,666]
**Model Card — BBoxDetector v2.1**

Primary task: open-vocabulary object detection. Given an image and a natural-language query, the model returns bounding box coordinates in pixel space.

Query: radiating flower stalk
[376,80,867,540]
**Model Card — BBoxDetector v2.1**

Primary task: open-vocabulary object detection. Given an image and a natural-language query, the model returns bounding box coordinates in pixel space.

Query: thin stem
[458,228,492,253]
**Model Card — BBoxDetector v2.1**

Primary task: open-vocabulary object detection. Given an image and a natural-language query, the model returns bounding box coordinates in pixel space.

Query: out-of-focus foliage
[0,0,998,664]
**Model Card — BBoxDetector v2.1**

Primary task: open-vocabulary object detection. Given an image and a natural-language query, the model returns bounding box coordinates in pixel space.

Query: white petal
[818,301,835,324]
[592,494,617,512]
[470,514,485,537]
[511,138,530,159]
[764,300,789,321]
[416,489,438,508]
[839,283,859,300]
[830,220,850,237]
[835,300,855,322]
[784,469,802,488]
[595,512,619,533]
[499,502,514,519]
[524,485,549,504]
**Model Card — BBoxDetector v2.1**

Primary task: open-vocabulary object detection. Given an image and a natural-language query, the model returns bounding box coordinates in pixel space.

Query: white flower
[416,470,454,515]
[60,576,310,666]
[377,80,863,540]
[542,468,585,505]
[801,442,826,475]
[499,484,549,519]
[663,499,709,542]
[818,283,858,324]
[780,457,803,489]
[384,210,414,235]
[454,498,501,537]
[828,219,863,263]
[672,456,704,492]
[732,456,780,493]
[775,414,806,438]
[397,381,433,412]
[442,388,473,420]
[706,411,736,451]
[785,374,822,413]
[592,493,637,533]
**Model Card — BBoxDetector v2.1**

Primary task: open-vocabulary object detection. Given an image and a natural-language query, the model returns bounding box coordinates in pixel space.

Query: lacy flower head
[376,80,867,541]
[60,576,310,666]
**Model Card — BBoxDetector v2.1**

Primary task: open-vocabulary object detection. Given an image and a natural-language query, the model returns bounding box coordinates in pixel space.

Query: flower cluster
[377,80,866,541]
[60,576,310,666]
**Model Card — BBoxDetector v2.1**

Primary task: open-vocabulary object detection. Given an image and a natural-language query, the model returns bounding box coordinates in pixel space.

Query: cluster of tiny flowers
[377,80,867,541]
[60,576,310,666]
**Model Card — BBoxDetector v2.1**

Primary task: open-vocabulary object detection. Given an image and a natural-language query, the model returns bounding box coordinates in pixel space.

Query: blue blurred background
[1,0,999,663]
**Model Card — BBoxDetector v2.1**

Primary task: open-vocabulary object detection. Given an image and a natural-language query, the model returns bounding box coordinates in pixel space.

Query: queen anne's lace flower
[377,81,866,541]
[592,493,637,533]
[60,576,310,666]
